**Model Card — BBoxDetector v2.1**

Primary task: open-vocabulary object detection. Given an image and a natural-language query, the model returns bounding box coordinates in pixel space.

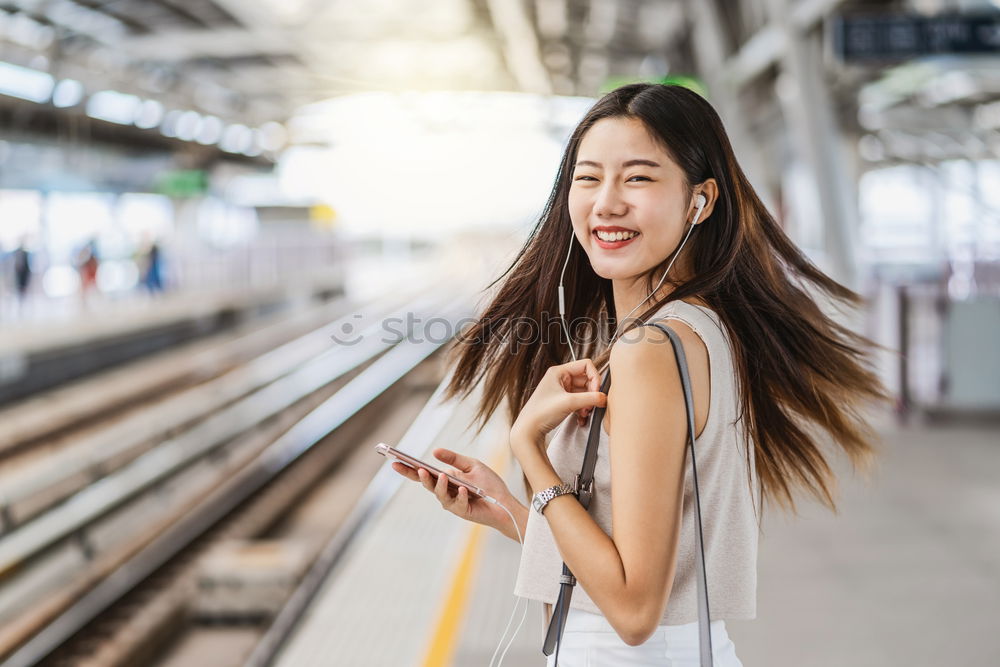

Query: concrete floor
[726,416,1000,666]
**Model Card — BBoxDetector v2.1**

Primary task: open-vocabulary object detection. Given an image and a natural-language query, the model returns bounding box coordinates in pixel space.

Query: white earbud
[558,192,708,361]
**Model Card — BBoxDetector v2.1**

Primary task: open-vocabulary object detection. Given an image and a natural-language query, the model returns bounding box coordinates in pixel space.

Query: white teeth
[596,230,638,242]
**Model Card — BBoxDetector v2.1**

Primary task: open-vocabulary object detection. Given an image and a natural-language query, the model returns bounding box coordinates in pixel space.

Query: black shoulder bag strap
[541,322,713,666]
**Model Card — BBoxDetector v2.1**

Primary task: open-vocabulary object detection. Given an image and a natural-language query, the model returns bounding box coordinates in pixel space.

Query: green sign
[155,169,208,198]
[599,74,708,97]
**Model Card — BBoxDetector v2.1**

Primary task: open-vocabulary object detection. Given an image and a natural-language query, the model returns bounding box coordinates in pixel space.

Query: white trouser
[545,607,744,667]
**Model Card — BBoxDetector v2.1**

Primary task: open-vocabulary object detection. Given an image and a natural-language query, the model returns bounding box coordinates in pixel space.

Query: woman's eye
[574,175,597,181]
[627,175,651,182]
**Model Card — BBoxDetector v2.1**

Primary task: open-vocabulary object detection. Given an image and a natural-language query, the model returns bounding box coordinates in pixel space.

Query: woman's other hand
[510,358,607,443]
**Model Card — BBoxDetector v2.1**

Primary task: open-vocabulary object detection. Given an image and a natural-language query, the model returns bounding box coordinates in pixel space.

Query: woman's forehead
[577,117,675,166]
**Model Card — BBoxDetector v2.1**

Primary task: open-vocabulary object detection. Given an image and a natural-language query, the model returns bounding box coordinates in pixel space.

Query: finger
[562,357,596,375]
[584,358,600,392]
[560,358,598,389]
[392,461,418,481]
[435,470,451,503]
[418,467,436,492]
[566,391,607,412]
[454,485,469,515]
[433,448,475,473]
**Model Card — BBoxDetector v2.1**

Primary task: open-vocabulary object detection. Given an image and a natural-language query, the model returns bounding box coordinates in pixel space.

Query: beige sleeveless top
[513,300,759,625]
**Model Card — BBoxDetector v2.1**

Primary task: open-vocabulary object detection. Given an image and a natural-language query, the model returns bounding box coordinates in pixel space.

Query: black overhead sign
[832,13,1000,62]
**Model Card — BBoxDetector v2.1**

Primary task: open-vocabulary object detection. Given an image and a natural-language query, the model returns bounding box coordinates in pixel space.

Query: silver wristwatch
[532,482,577,515]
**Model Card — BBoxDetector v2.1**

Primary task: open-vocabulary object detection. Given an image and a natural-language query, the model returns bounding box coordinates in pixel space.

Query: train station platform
[256,399,1000,667]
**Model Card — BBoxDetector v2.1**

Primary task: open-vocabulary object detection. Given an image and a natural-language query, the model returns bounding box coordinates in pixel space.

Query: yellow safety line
[419,442,511,667]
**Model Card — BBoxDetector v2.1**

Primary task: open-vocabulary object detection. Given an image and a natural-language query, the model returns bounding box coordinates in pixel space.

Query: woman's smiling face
[568,116,691,282]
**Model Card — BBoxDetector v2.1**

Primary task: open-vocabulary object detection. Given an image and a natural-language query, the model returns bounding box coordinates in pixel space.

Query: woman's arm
[513,320,710,646]
[496,498,529,544]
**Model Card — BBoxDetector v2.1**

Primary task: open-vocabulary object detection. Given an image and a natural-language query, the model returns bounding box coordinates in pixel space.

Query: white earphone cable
[609,212,699,346]
[557,233,578,361]
[482,496,527,667]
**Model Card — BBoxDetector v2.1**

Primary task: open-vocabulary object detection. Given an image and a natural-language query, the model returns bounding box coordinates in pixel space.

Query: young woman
[391,83,888,665]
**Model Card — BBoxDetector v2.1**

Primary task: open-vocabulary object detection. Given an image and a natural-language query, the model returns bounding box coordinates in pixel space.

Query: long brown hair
[443,83,889,513]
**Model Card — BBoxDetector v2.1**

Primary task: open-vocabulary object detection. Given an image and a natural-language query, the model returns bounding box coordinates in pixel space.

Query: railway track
[0,286,471,667]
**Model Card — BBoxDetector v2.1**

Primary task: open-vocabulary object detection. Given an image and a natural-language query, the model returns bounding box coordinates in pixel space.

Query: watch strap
[532,482,576,514]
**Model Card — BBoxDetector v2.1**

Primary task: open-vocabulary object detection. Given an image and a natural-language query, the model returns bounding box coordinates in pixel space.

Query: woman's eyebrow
[574,159,661,168]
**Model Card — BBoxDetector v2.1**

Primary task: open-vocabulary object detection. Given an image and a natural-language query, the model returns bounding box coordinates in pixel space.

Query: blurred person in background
[137,237,166,295]
[13,237,33,318]
[393,83,889,665]
[76,238,100,307]
[6,236,36,318]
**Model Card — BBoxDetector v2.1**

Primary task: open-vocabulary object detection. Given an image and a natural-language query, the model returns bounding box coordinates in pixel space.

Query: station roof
[0,0,691,126]
[2,0,999,166]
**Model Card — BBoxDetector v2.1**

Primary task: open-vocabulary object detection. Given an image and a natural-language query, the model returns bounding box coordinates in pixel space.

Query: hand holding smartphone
[374,442,489,500]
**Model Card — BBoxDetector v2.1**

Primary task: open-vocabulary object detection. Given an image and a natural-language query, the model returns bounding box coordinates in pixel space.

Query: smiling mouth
[593,229,640,247]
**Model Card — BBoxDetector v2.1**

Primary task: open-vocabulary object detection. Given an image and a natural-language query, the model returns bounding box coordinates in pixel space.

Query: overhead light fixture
[134,99,164,129]
[196,115,224,145]
[160,109,184,138]
[174,110,203,141]
[0,61,54,103]
[52,78,84,108]
[220,124,252,153]
[87,90,140,124]
[258,121,287,151]
[243,129,263,157]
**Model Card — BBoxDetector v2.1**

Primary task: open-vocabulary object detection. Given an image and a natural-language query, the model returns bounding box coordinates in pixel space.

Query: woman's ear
[692,178,719,224]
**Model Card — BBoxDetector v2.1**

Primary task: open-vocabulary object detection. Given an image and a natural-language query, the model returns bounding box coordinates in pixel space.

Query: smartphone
[374,442,488,499]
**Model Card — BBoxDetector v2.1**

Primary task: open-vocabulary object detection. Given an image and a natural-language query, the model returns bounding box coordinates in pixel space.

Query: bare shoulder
[607,313,712,437]
[609,317,707,368]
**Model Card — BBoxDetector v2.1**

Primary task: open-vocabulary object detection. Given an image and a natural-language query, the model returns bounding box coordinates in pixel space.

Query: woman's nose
[594,183,627,217]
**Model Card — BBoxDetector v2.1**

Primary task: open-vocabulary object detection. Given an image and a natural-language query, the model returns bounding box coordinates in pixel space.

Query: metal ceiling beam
[8,0,127,46]
[120,28,294,61]
[148,0,214,28]
[766,0,859,288]
[485,0,553,94]
[195,0,277,34]
[724,0,845,90]
[685,0,775,208]
[63,0,152,34]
